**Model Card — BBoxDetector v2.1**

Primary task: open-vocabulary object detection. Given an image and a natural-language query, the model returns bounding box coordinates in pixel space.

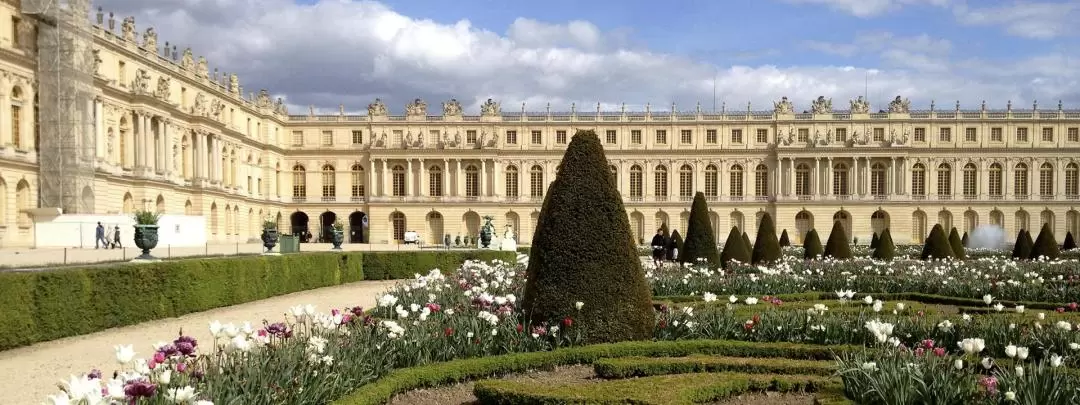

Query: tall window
[1040,163,1054,197]
[731,129,743,143]
[729,165,744,197]
[1014,163,1029,196]
[962,163,977,198]
[912,163,926,196]
[529,165,543,198]
[755,164,768,197]
[795,163,811,196]
[756,129,768,143]
[654,165,668,197]
[989,163,1003,197]
[292,164,306,199]
[605,130,617,144]
[629,165,643,198]
[1042,127,1054,142]
[655,130,667,144]
[391,212,406,241]
[350,164,365,198]
[873,128,884,142]
[870,163,886,196]
[1066,163,1079,197]
[835,128,847,143]
[678,164,693,199]
[680,130,692,144]
[833,163,849,195]
[11,87,22,148]
[555,130,567,144]
[630,130,642,144]
[351,130,363,144]
[505,165,519,198]
[965,128,977,142]
[506,130,517,145]
[392,165,406,197]
[609,165,618,188]
[531,130,542,144]
[706,130,717,144]
[321,164,335,198]
[990,127,1003,142]
[704,165,718,197]
[428,165,443,197]
[913,128,925,142]
[936,163,952,196]
[939,128,951,142]
[465,165,479,197]
[1016,127,1029,142]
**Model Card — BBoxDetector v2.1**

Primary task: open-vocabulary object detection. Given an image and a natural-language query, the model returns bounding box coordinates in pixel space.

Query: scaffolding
[23,0,96,214]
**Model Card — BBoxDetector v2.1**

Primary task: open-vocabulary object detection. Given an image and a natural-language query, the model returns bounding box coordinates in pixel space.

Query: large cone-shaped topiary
[521,130,654,344]
[803,229,824,260]
[872,228,896,260]
[921,224,954,260]
[679,192,719,267]
[719,226,749,268]
[961,231,969,247]
[779,229,791,247]
[751,212,782,264]
[668,229,684,261]
[1063,231,1077,251]
[869,232,880,249]
[1029,223,1060,260]
[823,221,853,259]
[659,222,670,241]
[948,227,966,260]
[742,231,752,251]
[1011,229,1032,260]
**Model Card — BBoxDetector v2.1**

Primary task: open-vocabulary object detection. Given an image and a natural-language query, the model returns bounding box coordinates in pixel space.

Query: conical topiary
[1062,231,1076,251]
[678,192,720,267]
[948,227,966,260]
[719,226,749,269]
[521,130,653,344]
[803,229,823,260]
[961,231,969,247]
[872,228,896,260]
[921,224,954,260]
[1011,229,1032,260]
[869,232,880,249]
[751,212,782,265]
[823,221,853,259]
[670,229,684,253]
[742,231,752,251]
[1029,223,1060,260]
[665,229,681,261]
[779,229,791,247]
[659,222,670,241]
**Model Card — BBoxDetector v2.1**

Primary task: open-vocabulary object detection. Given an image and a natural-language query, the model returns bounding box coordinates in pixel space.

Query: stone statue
[406,98,427,116]
[121,17,136,42]
[210,99,224,118]
[888,96,911,113]
[442,98,462,116]
[480,98,500,117]
[132,68,151,93]
[155,76,171,99]
[196,56,208,78]
[849,96,869,114]
[274,98,287,115]
[142,27,157,50]
[500,224,517,251]
[192,93,207,115]
[773,96,794,114]
[810,96,832,114]
[181,48,194,70]
[92,49,102,75]
[229,73,239,95]
[367,98,387,116]
[256,90,272,108]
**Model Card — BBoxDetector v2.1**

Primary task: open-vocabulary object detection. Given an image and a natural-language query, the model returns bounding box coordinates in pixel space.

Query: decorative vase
[479,227,492,248]
[331,229,344,250]
[261,228,279,253]
[133,224,159,260]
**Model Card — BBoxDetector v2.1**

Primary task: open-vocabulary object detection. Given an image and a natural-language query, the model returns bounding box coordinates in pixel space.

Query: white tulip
[1005,344,1017,358]
[1014,365,1024,377]
[1050,354,1063,368]
[114,344,136,365]
[1004,391,1016,401]
[983,294,993,305]
[953,359,964,370]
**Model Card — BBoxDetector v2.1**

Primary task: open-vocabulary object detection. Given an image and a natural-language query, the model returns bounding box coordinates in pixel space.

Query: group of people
[649,228,680,268]
[94,222,123,249]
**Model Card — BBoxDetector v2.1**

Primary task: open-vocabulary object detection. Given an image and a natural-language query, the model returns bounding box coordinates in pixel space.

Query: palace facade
[0,3,1078,248]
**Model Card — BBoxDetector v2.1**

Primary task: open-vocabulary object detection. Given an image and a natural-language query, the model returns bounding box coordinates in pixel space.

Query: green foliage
[1011,229,1033,260]
[961,231,969,247]
[0,250,512,351]
[1064,231,1077,251]
[262,218,278,230]
[803,229,823,260]
[719,227,749,269]
[823,221,853,260]
[678,192,719,267]
[921,224,954,260]
[869,232,879,249]
[133,209,161,225]
[742,231,752,251]
[332,220,345,232]
[670,230,684,252]
[660,222,670,240]
[948,227,966,260]
[751,212,782,265]
[592,355,837,379]
[778,229,791,247]
[521,130,654,344]
[1029,222,1061,260]
[871,228,896,261]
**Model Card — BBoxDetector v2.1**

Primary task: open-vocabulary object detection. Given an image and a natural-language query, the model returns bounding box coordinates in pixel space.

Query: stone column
[0,93,9,146]
[787,158,794,196]
[826,157,833,196]
[1057,158,1066,198]
[367,158,376,197]
[442,159,449,197]
[492,159,501,198]
[382,159,389,197]
[481,159,488,197]
[158,119,167,174]
[814,158,821,196]
[456,159,463,197]
[406,159,413,197]
[144,114,154,173]
[419,159,427,197]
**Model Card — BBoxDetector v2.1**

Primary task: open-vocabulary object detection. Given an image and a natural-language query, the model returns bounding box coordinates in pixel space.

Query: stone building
[0,4,1078,247]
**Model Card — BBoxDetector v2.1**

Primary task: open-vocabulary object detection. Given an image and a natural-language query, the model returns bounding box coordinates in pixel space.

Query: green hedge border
[331,339,862,405]
[0,250,514,351]
[655,291,1073,310]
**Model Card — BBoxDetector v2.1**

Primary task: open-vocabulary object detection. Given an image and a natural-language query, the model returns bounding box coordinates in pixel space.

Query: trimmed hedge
[593,355,838,378]
[679,192,719,267]
[803,229,823,260]
[330,339,859,405]
[0,250,514,351]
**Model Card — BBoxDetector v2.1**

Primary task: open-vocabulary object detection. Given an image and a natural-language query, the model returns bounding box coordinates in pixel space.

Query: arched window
[1014,163,1029,196]
[391,212,406,241]
[989,163,1003,197]
[1039,162,1054,197]
[529,165,543,198]
[321,164,335,198]
[936,163,952,197]
[729,164,744,197]
[629,165,643,198]
[654,165,668,198]
[870,163,886,196]
[704,165,718,198]
[1065,163,1079,197]
[912,210,927,243]
[392,165,406,197]
[505,165,519,198]
[755,164,769,197]
[911,163,926,196]
[292,164,306,199]
[428,165,443,197]
[962,163,977,198]
[678,164,693,199]
[350,164,365,198]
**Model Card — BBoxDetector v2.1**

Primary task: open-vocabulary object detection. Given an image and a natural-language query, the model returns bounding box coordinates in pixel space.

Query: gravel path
[1,280,400,405]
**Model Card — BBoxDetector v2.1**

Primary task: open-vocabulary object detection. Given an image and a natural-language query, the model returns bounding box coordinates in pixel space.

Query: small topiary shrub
[521,130,653,344]
[678,192,719,267]
[948,227,966,260]
[1062,231,1076,251]
[869,232,879,249]
[660,222,670,241]
[921,224,954,260]
[778,229,790,247]
[1029,223,1060,260]
[719,227,748,269]
[871,228,896,260]
[803,229,823,260]
[823,221,853,260]
[1011,229,1032,260]
[961,231,969,247]
[741,232,752,251]
[751,212,782,265]
[668,229,683,262]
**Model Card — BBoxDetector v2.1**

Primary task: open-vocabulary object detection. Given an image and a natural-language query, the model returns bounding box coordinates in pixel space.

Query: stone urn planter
[261,228,279,253]
[133,224,159,260]
[331,229,344,250]
[479,215,495,248]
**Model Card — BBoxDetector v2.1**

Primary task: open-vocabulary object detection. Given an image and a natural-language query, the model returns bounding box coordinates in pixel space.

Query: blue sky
[101,0,1080,113]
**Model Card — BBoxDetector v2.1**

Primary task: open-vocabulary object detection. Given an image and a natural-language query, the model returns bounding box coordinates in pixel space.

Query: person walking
[650,228,667,269]
[112,225,122,249]
[95,222,107,249]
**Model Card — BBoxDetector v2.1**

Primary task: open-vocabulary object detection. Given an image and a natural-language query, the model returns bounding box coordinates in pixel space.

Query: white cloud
[952,1,1080,40]
[781,0,952,17]
[94,0,1080,115]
